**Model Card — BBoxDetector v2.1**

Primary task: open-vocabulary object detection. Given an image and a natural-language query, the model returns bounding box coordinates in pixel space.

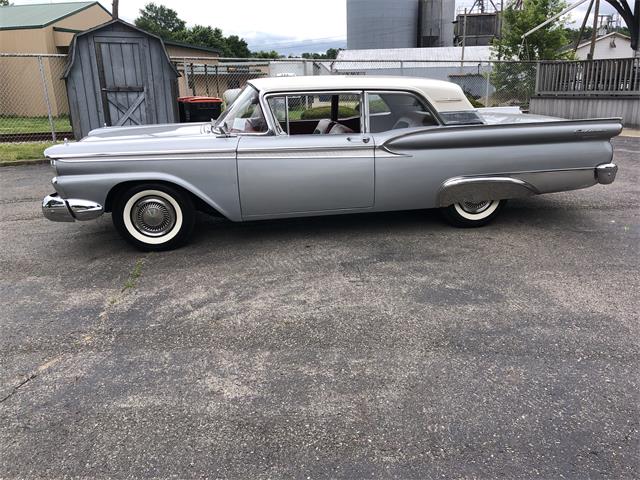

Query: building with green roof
[0,2,112,54]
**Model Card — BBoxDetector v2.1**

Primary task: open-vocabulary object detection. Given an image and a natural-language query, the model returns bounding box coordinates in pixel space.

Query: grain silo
[418,0,455,47]
[347,0,420,50]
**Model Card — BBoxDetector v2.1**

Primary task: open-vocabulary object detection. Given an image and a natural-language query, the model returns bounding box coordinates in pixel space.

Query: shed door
[95,37,155,127]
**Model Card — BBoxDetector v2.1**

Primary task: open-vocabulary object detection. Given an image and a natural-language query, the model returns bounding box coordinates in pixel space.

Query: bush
[368,99,389,114]
[300,105,358,120]
[465,94,485,108]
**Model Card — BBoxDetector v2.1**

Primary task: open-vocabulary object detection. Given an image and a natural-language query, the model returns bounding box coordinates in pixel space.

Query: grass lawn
[0,142,55,163]
[0,116,71,134]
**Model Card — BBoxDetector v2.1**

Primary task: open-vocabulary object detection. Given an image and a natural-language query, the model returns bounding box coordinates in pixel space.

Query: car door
[236,91,375,218]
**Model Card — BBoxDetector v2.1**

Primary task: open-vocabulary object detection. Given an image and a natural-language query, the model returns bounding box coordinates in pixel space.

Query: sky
[11,0,624,54]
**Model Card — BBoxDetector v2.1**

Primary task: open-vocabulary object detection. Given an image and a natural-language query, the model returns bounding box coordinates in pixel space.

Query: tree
[0,0,12,5]
[251,50,282,59]
[300,48,342,60]
[324,48,340,59]
[179,25,227,51]
[134,3,252,57]
[134,3,185,39]
[225,35,251,58]
[490,0,574,105]
[492,0,573,61]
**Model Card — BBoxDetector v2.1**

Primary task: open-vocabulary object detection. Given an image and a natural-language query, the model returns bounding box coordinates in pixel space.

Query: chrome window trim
[364,89,443,129]
[213,84,276,137]
[263,90,365,136]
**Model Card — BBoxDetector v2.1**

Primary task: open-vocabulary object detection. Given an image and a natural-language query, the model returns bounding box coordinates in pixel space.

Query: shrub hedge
[300,106,358,120]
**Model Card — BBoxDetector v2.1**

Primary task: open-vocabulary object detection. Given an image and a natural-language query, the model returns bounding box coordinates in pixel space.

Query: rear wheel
[112,184,195,251]
[441,199,505,227]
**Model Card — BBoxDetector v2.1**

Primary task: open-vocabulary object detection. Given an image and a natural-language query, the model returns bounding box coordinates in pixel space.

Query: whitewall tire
[113,184,195,251]
[441,199,505,227]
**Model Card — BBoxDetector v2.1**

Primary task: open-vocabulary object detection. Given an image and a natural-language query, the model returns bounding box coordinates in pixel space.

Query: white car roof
[248,75,473,112]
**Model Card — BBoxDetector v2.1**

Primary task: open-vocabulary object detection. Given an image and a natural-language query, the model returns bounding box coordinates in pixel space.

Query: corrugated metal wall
[347,0,419,49]
[530,97,640,128]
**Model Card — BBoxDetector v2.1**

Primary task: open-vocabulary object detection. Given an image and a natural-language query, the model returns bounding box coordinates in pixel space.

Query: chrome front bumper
[42,193,103,222]
[596,163,618,185]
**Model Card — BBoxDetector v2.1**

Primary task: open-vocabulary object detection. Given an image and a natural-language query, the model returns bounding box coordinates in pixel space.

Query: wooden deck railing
[536,57,640,96]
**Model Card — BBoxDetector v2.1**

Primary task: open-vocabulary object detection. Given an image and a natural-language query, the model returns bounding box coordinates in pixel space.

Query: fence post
[215,65,219,97]
[484,63,490,107]
[535,61,541,95]
[204,64,210,96]
[183,59,189,95]
[37,55,56,142]
[189,63,195,95]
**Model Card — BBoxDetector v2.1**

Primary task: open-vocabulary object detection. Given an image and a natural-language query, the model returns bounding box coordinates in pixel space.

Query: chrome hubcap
[459,200,492,214]
[131,196,176,237]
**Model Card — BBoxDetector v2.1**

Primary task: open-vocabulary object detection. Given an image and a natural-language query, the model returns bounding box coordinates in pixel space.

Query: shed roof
[63,19,179,78]
[164,39,222,55]
[0,1,109,30]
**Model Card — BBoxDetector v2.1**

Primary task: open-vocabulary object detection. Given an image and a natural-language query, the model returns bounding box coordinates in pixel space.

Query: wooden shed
[63,19,180,139]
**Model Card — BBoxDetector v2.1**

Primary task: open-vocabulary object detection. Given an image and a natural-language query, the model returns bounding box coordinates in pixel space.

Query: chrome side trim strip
[53,149,237,161]
[59,156,236,163]
[239,147,372,159]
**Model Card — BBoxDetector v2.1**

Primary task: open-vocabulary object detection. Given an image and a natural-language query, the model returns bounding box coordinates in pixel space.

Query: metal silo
[347,0,420,50]
[418,0,455,47]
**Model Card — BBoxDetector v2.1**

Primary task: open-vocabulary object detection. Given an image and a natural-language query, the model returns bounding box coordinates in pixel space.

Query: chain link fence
[0,54,71,144]
[0,53,538,146]
[172,57,538,109]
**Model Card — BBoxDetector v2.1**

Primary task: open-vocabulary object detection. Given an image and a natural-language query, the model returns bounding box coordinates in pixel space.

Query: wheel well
[104,180,225,217]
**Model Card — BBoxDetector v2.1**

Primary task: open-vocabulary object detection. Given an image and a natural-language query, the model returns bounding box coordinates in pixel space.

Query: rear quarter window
[440,111,485,125]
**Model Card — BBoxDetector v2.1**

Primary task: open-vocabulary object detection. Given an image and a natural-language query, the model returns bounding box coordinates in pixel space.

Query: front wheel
[441,199,505,228]
[112,184,195,251]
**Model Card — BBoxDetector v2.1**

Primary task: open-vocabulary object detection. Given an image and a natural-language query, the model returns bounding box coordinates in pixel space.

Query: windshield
[215,85,268,134]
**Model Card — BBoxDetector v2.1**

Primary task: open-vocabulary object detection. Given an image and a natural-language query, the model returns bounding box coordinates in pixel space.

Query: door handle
[347,136,371,144]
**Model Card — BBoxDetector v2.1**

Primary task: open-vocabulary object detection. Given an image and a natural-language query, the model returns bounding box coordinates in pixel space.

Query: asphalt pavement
[0,137,638,478]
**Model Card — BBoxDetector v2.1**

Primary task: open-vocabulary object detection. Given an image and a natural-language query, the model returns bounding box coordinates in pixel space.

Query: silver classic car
[43,76,621,251]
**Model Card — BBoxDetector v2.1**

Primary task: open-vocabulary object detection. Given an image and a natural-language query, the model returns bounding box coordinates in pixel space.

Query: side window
[268,96,288,133]
[367,92,438,133]
[267,92,362,135]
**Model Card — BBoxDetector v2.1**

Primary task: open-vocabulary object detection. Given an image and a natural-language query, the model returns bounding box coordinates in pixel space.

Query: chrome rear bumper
[596,163,618,185]
[42,193,103,222]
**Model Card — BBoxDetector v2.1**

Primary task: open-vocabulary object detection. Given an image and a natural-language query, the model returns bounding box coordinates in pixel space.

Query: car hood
[83,122,212,141]
[44,122,238,161]
[44,122,229,160]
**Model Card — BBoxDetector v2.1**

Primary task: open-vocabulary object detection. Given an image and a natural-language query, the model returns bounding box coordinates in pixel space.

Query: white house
[574,32,635,60]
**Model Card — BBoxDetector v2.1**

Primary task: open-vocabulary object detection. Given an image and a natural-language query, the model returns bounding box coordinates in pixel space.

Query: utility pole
[461,8,468,70]
[574,0,595,53]
[112,0,119,20]
[588,0,600,59]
